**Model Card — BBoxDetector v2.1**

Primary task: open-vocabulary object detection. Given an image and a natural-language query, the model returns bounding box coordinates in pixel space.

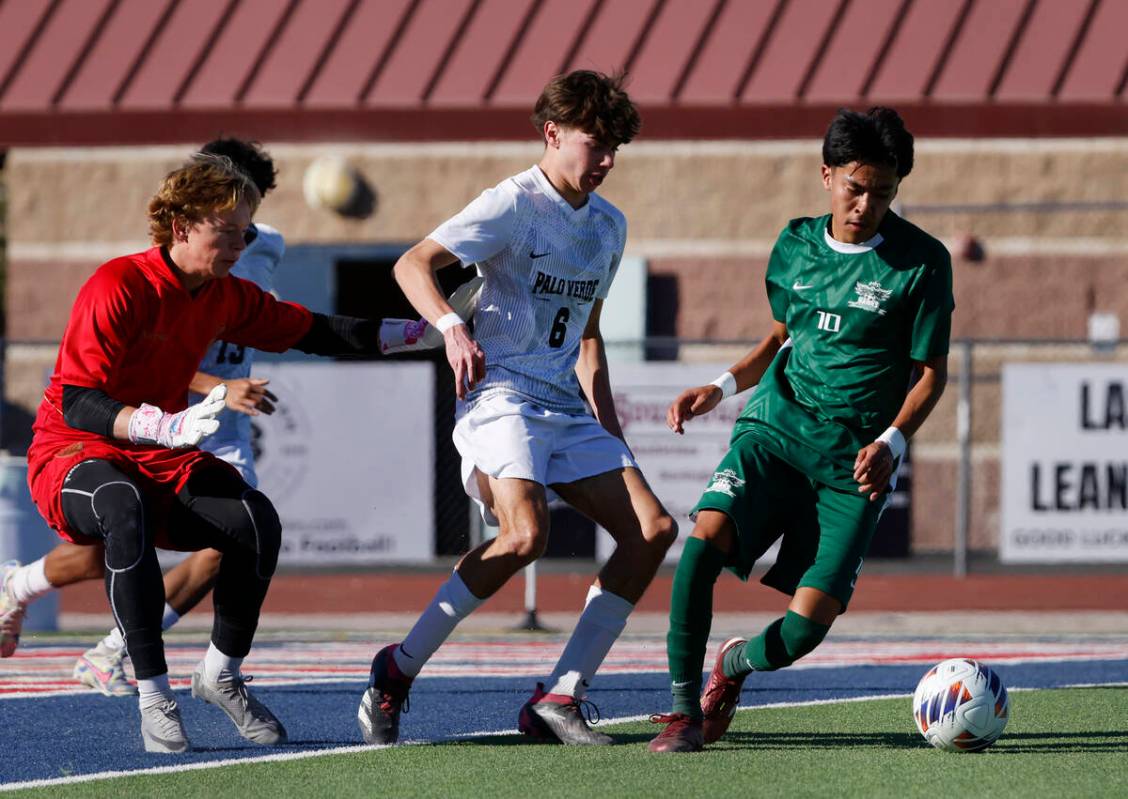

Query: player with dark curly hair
[648,107,954,753]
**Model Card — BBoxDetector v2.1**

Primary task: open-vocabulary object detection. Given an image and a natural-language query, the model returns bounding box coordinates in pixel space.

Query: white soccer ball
[303,155,359,212]
[912,658,1009,752]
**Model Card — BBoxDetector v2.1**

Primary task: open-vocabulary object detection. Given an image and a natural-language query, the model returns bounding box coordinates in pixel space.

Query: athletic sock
[202,642,243,682]
[545,585,633,698]
[161,603,181,631]
[100,626,125,652]
[732,610,831,675]
[137,673,172,705]
[666,536,726,719]
[8,558,54,604]
[394,570,484,678]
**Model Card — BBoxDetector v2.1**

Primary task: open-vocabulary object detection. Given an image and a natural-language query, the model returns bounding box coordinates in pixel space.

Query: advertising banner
[251,362,435,565]
[1001,363,1128,562]
[595,363,751,564]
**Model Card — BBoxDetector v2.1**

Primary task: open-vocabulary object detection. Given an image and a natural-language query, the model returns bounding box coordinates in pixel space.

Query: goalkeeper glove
[127,384,227,448]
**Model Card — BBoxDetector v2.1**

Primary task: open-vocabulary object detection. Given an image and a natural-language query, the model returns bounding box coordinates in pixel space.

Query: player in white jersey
[358,71,677,747]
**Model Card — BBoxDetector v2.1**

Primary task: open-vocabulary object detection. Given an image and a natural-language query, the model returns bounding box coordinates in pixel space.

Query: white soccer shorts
[454,393,637,526]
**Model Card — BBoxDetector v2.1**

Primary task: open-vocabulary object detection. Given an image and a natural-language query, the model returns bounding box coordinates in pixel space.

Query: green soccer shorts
[691,431,886,610]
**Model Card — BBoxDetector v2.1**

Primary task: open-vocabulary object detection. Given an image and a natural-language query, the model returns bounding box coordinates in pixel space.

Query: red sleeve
[219,277,314,352]
[57,259,146,391]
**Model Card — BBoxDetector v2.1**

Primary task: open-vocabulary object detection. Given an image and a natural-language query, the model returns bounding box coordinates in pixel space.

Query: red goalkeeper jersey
[28,247,313,542]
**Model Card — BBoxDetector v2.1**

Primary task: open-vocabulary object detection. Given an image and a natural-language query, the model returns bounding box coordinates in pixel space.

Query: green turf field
[12,687,1128,798]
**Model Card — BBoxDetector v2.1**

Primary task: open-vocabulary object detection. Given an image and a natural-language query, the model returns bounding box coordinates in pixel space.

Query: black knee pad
[91,483,148,572]
[241,489,282,579]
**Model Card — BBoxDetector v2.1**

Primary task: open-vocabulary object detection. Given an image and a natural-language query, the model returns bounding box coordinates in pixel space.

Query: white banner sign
[252,362,434,565]
[1001,363,1128,562]
[595,363,752,563]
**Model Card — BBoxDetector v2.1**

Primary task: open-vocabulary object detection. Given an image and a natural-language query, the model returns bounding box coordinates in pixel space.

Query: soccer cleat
[517,682,613,746]
[74,640,138,696]
[378,276,483,354]
[358,643,413,745]
[647,713,704,753]
[0,560,27,658]
[700,637,748,744]
[191,662,287,745]
[140,694,190,753]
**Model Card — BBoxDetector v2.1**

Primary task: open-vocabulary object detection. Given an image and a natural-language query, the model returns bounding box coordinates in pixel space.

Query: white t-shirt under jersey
[193,223,285,450]
[429,166,626,414]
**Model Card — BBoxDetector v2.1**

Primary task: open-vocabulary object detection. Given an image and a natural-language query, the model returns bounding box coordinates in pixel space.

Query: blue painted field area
[2,638,1127,787]
[2,631,1128,785]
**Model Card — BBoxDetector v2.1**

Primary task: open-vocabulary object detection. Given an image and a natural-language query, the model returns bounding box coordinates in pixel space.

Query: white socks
[7,558,53,604]
[546,585,633,699]
[394,571,484,678]
[202,642,242,682]
[137,673,172,704]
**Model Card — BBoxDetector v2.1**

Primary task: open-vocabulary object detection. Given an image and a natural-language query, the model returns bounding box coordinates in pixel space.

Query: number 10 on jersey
[816,310,842,333]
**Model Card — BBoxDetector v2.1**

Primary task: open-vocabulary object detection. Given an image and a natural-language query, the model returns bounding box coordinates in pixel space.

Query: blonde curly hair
[147,154,261,246]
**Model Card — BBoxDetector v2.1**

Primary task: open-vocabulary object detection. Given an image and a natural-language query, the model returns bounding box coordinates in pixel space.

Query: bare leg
[455,475,549,599]
[44,542,105,586]
[553,467,677,603]
[535,467,676,702]
[162,549,222,616]
[788,586,842,625]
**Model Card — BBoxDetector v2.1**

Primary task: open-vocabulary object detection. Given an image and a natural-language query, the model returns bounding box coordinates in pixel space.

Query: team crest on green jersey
[847,280,893,315]
[705,468,745,497]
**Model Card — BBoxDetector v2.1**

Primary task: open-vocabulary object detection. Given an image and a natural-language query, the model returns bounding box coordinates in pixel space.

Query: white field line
[3,681,1127,793]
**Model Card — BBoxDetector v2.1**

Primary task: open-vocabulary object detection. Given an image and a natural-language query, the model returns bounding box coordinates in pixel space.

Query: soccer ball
[303,155,358,211]
[912,658,1009,752]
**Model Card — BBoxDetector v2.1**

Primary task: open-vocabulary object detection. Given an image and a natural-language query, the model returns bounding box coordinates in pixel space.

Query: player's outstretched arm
[853,354,948,500]
[190,371,277,416]
[61,383,226,448]
[667,323,788,434]
[393,238,485,399]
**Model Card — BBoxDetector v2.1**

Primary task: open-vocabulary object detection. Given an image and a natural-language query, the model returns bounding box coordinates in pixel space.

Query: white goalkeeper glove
[127,384,227,448]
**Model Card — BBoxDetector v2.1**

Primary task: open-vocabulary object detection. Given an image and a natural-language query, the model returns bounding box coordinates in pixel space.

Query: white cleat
[0,560,27,658]
[75,640,138,697]
[140,694,190,753]
[191,662,287,745]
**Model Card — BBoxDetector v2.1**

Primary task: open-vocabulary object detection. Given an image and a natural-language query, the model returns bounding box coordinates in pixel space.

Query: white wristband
[877,426,906,460]
[435,312,465,333]
[710,371,738,399]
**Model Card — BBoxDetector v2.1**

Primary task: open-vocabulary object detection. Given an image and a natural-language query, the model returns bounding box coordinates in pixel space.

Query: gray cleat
[357,643,412,745]
[140,694,190,753]
[191,662,287,745]
[517,682,614,745]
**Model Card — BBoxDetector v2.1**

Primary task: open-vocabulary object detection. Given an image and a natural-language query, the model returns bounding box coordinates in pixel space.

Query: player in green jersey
[648,107,954,753]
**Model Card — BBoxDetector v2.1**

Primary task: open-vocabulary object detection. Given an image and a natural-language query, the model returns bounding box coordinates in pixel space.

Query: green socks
[666,536,727,718]
[725,610,831,677]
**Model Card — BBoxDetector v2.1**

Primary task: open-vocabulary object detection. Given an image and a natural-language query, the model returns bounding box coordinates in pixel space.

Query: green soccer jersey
[734,211,954,491]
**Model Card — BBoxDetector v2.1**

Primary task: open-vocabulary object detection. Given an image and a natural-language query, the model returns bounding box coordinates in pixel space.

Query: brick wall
[6,139,1127,552]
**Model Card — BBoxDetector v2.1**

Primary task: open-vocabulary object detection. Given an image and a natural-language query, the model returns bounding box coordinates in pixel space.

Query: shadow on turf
[993,731,1128,753]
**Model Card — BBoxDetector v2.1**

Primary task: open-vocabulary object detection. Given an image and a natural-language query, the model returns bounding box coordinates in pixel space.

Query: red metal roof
[0,0,1124,145]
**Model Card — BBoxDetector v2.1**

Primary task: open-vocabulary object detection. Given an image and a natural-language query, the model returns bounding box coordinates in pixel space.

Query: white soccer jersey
[429,166,625,414]
[195,223,285,453]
